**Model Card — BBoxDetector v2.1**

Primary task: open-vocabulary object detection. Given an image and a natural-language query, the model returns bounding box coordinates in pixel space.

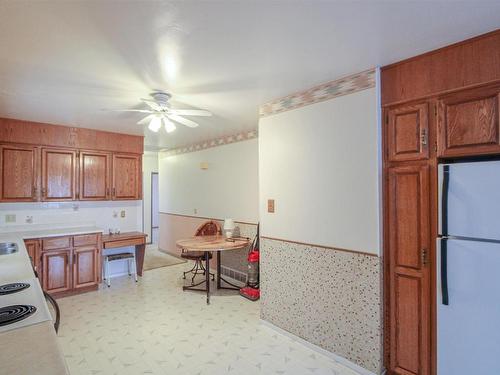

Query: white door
[151,173,159,244]
[437,238,500,375]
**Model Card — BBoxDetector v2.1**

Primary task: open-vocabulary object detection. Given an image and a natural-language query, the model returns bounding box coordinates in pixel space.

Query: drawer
[73,233,100,247]
[42,236,71,251]
[103,237,145,249]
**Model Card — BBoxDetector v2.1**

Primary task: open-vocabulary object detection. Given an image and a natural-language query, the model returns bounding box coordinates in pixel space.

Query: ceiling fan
[115,91,211,133]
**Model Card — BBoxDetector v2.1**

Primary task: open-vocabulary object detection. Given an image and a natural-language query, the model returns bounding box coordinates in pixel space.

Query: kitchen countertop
[0,225,103,375]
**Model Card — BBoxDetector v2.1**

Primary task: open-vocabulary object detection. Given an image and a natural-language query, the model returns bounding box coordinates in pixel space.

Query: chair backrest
[195,220,222,237]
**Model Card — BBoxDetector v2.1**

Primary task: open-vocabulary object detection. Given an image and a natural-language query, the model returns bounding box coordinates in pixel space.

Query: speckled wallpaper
[260,237,382,374]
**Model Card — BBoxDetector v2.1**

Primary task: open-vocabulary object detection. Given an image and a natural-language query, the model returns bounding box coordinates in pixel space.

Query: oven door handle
[43,291,60,333]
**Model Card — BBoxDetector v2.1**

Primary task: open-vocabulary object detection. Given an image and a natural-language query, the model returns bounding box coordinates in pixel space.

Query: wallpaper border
[163,129,258,156]
[259,68,376,117]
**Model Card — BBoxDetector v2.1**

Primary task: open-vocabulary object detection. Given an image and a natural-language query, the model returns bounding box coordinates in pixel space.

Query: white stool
[103,252,138,287]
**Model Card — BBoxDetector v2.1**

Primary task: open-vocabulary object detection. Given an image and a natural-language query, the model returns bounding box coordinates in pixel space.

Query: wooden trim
[382,29,500,71]
[260,236,379,258]
[160,211,258,226]
[0,117,144,154]
[382,79,500,108]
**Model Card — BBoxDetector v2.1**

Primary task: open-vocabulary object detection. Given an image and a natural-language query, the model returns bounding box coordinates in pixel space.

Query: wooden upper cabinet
[41,148,77,201]
[0,144,38,201]
[79,151,111,200]
[112,154,141,200]
[437,85,500,157]
[387,165,430,375]
[386,103,429,162]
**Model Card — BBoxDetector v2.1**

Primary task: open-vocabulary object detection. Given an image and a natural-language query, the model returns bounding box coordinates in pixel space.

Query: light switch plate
[267,199,275,213]
[5,214,16,223]
[120,210,126,218]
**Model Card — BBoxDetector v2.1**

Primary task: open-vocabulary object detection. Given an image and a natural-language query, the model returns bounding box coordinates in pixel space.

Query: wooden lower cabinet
[42,249,72,294]
[24,239,40,273]
[73,246,99,289]
[387,164,431,375]
[37,233,101,296]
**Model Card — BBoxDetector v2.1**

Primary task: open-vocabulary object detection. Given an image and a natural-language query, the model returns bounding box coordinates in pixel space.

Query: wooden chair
[181,221,221,284]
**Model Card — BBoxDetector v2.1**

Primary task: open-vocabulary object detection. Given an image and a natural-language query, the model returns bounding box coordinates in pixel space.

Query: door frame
[150,172,159,245]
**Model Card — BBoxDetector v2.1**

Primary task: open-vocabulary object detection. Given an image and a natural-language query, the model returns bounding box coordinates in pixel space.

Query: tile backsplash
[0,201,142,233]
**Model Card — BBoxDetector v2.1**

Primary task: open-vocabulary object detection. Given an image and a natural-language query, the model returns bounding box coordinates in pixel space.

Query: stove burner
[0,305,37,327]
[0,283,30,295]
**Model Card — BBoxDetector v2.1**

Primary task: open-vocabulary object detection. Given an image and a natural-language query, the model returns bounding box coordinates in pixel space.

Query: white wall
[142,151,159,242]
[259,87,380,254]
[159,138,259,223]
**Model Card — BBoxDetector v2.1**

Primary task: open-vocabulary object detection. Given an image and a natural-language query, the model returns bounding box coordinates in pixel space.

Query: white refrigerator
[438,160,500,374]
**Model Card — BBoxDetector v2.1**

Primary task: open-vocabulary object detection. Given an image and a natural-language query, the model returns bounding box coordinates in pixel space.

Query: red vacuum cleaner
[240,224,260,301]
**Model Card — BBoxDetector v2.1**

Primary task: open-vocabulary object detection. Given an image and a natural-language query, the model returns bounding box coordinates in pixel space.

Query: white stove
[0,278,52,333]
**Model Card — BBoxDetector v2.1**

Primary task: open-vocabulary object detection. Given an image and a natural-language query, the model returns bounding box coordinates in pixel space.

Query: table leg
[217,251,221,289]
[205,251,210,304]
[135,244,146,277]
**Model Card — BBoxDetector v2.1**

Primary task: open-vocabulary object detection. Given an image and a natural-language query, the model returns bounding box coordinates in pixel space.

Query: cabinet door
[41,148,77,201]
[387,165,431,375]
[112,154,141,200]
[42,249,72,294]
[386,103,429,162]
[79,151,111,200]
[24,239,40,276]
[437,85,500,157]
[73,246,99,289]
[0,144,38,201]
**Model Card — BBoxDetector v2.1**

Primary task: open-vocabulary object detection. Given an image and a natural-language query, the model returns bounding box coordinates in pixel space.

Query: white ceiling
[0,1,499,151]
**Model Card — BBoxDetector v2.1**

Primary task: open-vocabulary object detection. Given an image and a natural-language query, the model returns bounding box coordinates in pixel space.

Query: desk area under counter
[20,229,148,297]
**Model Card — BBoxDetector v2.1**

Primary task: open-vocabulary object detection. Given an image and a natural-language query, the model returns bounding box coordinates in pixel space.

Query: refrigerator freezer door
[437,239,500,375]
[439,160,500,240]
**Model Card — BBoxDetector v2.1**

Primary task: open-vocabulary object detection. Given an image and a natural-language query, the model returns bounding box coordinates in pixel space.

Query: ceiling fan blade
[108,109,154,113]
[168,109,212,117]
[141,98,164,111]
[137,114,156,125]
[168,114,199,128]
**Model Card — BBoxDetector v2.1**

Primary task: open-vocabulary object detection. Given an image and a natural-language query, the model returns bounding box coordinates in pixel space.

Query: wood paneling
[73,246,98,289]
[0,118,143,154]
[0,144,38,201]
[437,85,500,157]
[42,249,72,294]
[382,30,500,105]
[388,165,430,375]
[112,154,141,200]
[387,103,429,161]
[41,148,77,201]
[79,151,111,200]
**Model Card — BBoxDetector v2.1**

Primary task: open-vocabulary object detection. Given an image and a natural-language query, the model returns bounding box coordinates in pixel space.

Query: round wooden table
[176,235,250,304]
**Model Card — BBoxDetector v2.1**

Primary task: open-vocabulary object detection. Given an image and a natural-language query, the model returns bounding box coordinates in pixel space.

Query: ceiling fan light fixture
[163,118,176,133]
[148,116,162,132]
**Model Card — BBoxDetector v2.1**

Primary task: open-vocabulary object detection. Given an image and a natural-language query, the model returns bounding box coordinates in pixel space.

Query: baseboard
[260,319,378,375]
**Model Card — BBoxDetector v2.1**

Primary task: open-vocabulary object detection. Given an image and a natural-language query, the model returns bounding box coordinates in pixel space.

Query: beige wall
[158,139,259,273]
[258,69,383,374]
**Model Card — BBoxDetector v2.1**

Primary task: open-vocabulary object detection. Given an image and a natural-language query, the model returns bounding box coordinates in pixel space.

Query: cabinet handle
[421,129,428,146]
[421,248,428,266]
[41,187,46,196]
[106,187,110,197]
[112,188,116,198]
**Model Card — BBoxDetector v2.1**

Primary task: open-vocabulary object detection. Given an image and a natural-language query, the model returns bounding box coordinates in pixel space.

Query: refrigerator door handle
[440,237,449,305]
[441,165,450,237]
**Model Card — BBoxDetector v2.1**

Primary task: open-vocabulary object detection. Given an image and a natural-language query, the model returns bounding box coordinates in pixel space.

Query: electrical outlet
[267,199,275,213]
[5,214,16,223]
[194,208,198,214]
[120,210,126,218]
[26,216,33,224]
